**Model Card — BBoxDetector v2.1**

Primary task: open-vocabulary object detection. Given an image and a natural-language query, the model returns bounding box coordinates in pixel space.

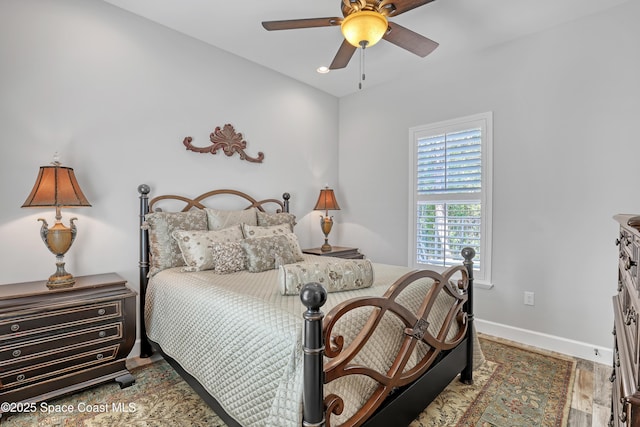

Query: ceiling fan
[262,0,439,71]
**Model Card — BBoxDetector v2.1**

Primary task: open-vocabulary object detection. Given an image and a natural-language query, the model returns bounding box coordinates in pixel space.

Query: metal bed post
[460,246,475,385]
[138,184,153,358]
[300,282,328,427]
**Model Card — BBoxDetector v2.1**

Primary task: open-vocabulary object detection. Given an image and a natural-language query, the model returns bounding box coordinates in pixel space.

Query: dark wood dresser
[302,246,365,259]
[612,214,640,426]
[0,273,136,409]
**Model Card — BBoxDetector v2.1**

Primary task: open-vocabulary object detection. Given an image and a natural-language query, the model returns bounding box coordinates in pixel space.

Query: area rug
[1,335,575,427]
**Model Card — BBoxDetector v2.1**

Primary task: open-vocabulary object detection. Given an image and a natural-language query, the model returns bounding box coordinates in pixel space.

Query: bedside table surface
[0,273,129,302]
[303,246,365,259]
[303,246,356,255]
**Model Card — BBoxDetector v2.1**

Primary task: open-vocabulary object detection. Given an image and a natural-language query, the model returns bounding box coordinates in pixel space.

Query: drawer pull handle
[96,353,103,360]
[16,374,25,382]
[625,258,637,270]
[99,331,106,338]
[98,308,106,315]
[12,349,21,358]
[10,324,19,332]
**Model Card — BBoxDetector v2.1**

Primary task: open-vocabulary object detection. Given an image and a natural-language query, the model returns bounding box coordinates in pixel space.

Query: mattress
[144,255,475,426]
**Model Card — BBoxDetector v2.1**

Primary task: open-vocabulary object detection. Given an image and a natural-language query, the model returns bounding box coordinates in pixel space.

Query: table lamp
[313,186,341,252]
[22,157,91,288]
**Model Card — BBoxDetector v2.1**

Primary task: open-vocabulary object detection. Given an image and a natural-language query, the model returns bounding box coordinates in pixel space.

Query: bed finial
[300,282,327,427]
[461,247,475,263]
[138,184,151,195]
[282,192,290,213]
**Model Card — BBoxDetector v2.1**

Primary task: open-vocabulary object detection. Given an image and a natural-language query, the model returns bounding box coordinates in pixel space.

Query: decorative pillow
[172,225,244,272]
[211,241,246,274]
[279,259,375,296]
[205,207,257,230]
[241,235,301,273]
[242,223,291,238]
[144,210,207,276]
[242,224,305,261]
[257,211,297,231]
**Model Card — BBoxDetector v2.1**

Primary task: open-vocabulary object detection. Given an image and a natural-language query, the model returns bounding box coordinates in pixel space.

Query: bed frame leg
[300,282,328,427]
[460,247,475,385]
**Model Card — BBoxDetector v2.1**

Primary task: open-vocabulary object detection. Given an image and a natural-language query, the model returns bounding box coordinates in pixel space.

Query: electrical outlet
[524,291,535,306]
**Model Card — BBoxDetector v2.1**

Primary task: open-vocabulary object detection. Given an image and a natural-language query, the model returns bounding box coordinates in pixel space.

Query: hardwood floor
[569,357,612,426]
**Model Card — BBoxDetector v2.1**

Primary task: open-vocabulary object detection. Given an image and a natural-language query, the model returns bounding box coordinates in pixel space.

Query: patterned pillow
[144,210,207,276]
[241,235,301,273]
[172,225,243,272]
[205,207,257,230]
[211,242,246,274]
[257,211,296,231]
[279,259,375,295]
[242,223,291,238]
[242,224,305,261]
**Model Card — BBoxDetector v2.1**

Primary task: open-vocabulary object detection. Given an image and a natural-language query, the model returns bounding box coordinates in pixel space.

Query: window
[409,112,492,284]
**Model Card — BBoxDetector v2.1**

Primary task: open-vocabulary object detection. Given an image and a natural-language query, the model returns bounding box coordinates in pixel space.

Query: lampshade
[341,10,388,48]
[314,188,341,212]
[22,165,91,208]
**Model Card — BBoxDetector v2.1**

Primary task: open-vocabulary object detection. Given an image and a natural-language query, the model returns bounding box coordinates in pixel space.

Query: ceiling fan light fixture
[341,10,388,48]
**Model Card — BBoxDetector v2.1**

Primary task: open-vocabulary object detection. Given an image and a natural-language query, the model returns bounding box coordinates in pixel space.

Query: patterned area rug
[1,335,575,427]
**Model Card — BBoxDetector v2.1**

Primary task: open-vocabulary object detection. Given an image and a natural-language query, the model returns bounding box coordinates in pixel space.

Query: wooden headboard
[136,184,291,357]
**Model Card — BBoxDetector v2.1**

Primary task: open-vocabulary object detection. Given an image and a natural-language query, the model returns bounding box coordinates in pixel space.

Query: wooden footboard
[301,248,475,427]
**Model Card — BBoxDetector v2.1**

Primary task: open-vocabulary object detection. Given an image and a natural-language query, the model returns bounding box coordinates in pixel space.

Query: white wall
[338,1,640,357]
[0,0,339,291]
[2,0,638,362]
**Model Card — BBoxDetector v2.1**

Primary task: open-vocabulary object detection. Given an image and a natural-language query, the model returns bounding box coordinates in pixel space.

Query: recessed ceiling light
[316,66,330,74]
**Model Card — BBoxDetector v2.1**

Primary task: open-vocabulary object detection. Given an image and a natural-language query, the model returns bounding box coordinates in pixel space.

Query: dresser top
[0,273,127,301]
[614,214,640,236]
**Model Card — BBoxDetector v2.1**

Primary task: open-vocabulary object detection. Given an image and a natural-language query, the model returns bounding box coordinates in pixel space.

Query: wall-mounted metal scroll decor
[183,123,264,163]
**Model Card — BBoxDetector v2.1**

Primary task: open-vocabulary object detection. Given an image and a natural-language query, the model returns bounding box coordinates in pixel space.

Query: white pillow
[205,207,257,230]
[172,225,243,271]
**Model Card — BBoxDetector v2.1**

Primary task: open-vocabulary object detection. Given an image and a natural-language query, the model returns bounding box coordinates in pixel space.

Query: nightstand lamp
[314,186,341,252]
[22,157,91,289]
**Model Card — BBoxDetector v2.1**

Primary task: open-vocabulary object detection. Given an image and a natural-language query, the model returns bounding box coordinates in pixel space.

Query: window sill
[474,280,493,290]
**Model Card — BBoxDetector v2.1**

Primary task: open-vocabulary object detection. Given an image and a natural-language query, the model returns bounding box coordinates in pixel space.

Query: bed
[137,185,479,427]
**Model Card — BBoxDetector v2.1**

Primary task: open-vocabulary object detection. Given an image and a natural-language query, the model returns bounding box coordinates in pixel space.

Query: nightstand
[303,246,365,259]
[0,273,137,407]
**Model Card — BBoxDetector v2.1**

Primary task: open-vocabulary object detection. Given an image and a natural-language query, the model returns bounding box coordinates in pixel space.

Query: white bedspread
[145,255,473,426]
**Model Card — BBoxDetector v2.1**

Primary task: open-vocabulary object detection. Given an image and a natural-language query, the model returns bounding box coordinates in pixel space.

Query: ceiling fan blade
[262,17,342,31]
[329,40,357,69]
[379,0,435,17]
[383,21,438,57]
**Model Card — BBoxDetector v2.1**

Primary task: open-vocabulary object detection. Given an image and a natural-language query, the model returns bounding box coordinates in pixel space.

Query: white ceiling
[101,0,628,97]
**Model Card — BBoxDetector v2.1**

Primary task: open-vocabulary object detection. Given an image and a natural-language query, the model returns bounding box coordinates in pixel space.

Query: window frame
[408,112,493,287]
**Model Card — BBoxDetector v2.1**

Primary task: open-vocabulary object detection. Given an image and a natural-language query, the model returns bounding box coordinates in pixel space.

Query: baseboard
[475,318,613,364]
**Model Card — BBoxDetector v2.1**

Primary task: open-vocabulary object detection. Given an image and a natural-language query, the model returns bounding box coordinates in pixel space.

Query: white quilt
[145,255,475,426]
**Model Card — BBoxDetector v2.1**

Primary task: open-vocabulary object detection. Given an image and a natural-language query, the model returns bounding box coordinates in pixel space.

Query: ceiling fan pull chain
[359,41,367,90]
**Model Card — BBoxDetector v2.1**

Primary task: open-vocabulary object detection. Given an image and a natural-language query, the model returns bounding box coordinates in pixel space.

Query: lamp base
[321,241,332,252]
[46,262,75,289]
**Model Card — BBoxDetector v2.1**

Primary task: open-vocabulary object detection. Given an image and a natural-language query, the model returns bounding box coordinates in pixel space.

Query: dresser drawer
[0,301,122,341]
[0,322,122,368]
[0,345,119,391]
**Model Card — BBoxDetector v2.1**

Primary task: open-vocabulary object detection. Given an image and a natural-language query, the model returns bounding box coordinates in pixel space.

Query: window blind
[416,129,482,195]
